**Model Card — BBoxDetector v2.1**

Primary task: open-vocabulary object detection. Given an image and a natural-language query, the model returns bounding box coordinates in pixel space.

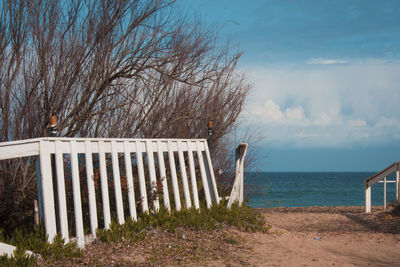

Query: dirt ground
[248,206,400,267]
[38,206,400,266]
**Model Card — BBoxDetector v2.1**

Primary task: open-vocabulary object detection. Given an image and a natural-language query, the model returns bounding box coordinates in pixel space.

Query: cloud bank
[241,59,400,148]
[307,58,348,65]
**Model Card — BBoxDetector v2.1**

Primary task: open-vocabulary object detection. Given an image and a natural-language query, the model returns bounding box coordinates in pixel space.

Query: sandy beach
[243,206,400,266]
[38,206,400,266]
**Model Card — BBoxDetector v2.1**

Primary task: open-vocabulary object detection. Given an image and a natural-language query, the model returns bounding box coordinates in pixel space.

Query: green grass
[97,202,269,243]
[0,225,82,266]
[0,202,268,266]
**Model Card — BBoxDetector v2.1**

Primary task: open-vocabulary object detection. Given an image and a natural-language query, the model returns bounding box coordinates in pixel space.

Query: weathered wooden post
[227,143,248,208]
[207,120,213,149]
[383,177,387,211]
[396,163,399,202]
[365,183,371,213]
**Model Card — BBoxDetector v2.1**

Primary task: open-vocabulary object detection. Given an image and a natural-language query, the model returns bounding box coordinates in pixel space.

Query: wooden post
[39,140,57,243]
[383,177,387,211]
[365,184,371,213]
[396,168,399,202]
[207,120,213,149]
[227,143,248,208]
[34,200,39,229]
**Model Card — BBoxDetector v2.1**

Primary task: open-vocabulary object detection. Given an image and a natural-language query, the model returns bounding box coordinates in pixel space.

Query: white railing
[227,143,247,208]
[365,162,400,213]
[0,137,246,248]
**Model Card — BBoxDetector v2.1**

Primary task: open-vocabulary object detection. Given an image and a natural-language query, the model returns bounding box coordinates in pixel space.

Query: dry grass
[37,227,254,266]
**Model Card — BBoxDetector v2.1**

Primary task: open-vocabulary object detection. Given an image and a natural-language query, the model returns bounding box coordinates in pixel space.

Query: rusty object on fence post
[207,120,213,149]
[48,116,58,137]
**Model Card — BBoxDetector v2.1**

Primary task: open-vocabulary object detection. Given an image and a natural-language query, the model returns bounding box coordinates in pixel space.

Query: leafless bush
[0,0,251,228]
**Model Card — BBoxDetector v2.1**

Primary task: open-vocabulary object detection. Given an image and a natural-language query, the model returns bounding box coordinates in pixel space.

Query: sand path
[241,206,400,266]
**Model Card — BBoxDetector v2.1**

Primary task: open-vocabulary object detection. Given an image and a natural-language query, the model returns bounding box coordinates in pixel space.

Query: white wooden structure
[365,162,400,213]
[0,137,246,249]
[227,143,248,208]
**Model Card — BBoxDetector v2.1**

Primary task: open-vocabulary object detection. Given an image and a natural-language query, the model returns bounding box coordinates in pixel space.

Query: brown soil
[38,206,400,266]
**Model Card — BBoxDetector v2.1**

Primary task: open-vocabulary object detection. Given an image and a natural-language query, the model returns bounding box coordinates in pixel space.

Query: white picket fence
[0,137,246,248]
[365,162,400,213]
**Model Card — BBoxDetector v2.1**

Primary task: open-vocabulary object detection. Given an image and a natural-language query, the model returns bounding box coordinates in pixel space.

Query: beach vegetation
[97,202,269,243]
[0,0,252,234]
[0,202,267,265]
[0,225,82,266]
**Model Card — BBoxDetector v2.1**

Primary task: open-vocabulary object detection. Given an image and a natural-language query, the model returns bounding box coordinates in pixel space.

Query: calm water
[245,172,397,208]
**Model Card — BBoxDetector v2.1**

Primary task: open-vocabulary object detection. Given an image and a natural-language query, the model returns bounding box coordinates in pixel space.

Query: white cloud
[240,59,400,148]
[307,58,349,65]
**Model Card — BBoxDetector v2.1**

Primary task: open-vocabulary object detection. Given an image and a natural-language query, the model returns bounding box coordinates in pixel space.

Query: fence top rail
[0,137,208,146]
[365,162,399,188]
[0,137,210,161]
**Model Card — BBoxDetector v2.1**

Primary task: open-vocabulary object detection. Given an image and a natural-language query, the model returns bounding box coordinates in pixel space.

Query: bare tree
[0,0,251,228]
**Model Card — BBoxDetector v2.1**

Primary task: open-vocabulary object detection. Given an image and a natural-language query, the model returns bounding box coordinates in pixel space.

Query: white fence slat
[123,141,137,221]
[54,141,69,242]
[186,141,199,209]
[227,144,248,208]
[383,177,387,211]
[396,169,399,201]
[136,141,149,213]
[177,140,191,209]
[145,140,160,211]
[111,141,125,224]
[70,141,84,248]
[0,137,243,244]
[98,141,111,229]
[365,186,371,213]
[196,141,212,208]
[168,140,181,211]
[84,141,98,236]
[156,141,170,211]
[39,141,57,243]
[204,144,220,204]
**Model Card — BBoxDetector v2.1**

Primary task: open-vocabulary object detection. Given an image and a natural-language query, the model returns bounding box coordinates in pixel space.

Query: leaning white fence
[365,162,400,213]
[0,137,246,248]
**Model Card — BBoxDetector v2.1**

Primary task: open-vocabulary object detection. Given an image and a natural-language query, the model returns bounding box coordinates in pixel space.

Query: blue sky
[175,0,400,171]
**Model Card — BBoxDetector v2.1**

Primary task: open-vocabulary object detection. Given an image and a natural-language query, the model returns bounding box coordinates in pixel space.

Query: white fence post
[168,140,181,211]
[84,140,98,237]
[383,177,387,211]
[365,185,371,213]
[227,144,248,209]
[98,141,111,229]
[111,141,125,224]
[136,141,149,213]
[70,141,84,248]
[123,141,137,220]
[187,141,199,209]
[39,141,57,243]
[196,141,212,208]
[145,140,160,211]
[156,140,170,211]
[55,141,69,242]
[396,164,399,202]
[177,140,192,209]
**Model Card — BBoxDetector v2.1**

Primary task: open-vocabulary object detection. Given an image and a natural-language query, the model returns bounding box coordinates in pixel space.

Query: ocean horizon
[245,171,397,208]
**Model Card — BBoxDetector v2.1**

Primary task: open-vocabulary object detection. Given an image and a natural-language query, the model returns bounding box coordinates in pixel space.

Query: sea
[245,172,398,208]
